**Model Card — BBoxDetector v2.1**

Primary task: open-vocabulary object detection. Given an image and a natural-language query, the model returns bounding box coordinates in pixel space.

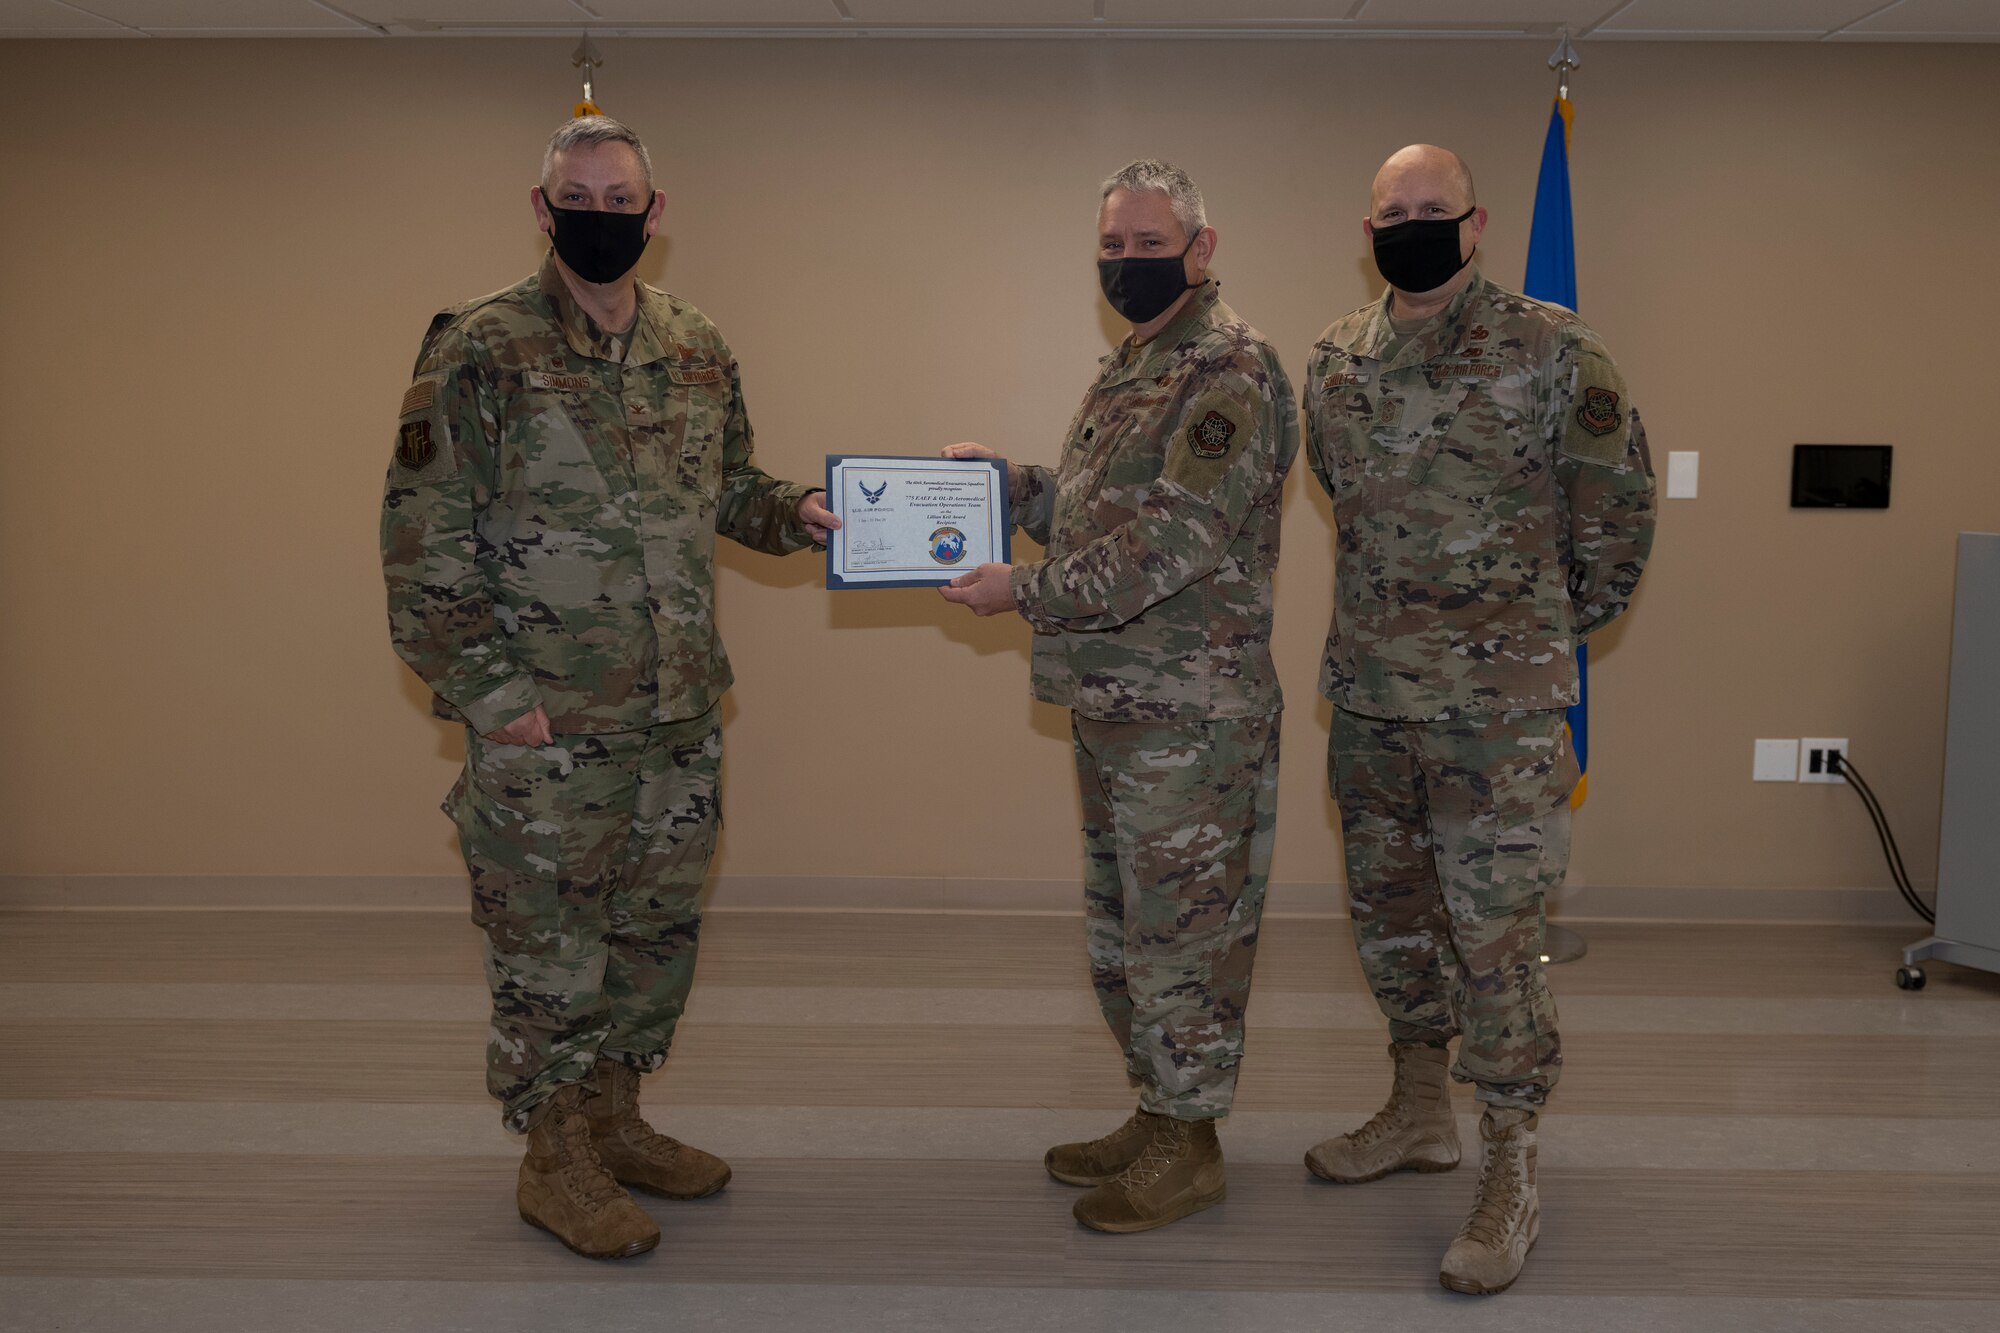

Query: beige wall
[2,36,1996,898]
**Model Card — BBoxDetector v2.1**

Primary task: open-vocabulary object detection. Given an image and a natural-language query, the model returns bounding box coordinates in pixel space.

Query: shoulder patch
[400,379,436,418]
[396,419,437,471]
[1560,350,1632,468]
[1187,409,1238,458]
[1575,385,1621,436]
[392,373,454,483]
[1164,388,1254,499]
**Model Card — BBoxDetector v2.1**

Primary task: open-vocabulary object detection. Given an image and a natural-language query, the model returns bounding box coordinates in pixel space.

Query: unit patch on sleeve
[396,420,436,471]
[1559,348,1633,467]
[1187,409,1238,459]
[1576,385,1622,436]
[1165,389,1254,499]
[392,373,453,482]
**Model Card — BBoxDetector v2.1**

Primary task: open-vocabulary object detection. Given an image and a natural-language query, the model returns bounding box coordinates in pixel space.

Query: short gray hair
[541,115,655,193]
[1100,159,1207,239]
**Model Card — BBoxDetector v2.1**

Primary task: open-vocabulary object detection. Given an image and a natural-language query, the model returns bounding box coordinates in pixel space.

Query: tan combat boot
[1045,1107,1171,1186]
[517,1083,660,1260]
[1305,1042,1460,1183]
[1072,1116,1225,1233]
[1438,1107,1540,1295]
[584,1059,732,1200]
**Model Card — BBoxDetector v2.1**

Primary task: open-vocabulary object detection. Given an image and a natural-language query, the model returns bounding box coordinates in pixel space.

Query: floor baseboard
[0,874,1929,924]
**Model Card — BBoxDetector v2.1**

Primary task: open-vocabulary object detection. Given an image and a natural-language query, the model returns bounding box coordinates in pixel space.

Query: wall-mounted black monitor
[1792,444,1892,509]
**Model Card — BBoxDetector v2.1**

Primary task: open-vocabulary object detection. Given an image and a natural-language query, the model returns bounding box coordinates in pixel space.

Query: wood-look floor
[2,909,1996,1333]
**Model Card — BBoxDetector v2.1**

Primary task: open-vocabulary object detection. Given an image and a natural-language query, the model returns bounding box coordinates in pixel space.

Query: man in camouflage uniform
[941,160,1297,1234]
[381,116,837,1260]
[1301,144,1655,1293]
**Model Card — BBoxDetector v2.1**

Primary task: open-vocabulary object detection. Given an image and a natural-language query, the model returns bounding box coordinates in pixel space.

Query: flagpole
[1539,27,1588,967]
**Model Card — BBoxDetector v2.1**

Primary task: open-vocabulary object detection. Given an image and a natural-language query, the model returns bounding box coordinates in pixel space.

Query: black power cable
[1830,753,1935,925]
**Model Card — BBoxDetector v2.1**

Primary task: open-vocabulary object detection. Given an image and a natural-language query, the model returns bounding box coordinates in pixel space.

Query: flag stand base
[1542,923,1588,965]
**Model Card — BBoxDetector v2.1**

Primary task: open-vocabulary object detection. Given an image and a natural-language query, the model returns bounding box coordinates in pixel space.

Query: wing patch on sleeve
[1561,353,1631,468]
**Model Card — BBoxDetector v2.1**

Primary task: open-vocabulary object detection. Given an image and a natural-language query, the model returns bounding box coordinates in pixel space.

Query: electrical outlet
[1800,738,1848,784]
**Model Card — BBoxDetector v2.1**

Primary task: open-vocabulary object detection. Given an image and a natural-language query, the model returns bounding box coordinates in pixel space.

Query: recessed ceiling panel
[345,1,593,24]
[584,0,843,22]
[845,0,1096,22]
[60,0,372,29]
[1600,0,1887,34]
[1350,0,1608,26]
[0,0,127,32]
[10,0,2000,39]
[1102,0,1359,21]
[1842,0,2000,37]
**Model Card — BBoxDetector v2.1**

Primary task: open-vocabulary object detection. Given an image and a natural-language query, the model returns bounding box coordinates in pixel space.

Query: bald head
[1370,144,1477,224]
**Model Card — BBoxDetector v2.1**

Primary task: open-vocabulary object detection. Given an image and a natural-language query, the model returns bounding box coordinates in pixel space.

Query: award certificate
[824,455,1012,590]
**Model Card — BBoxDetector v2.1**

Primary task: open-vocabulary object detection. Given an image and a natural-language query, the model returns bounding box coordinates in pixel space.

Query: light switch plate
[1754,739,1799,782]
[1667,451,1699,499]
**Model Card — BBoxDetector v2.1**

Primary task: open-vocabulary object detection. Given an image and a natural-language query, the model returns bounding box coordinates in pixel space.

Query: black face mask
[1097,229,1202,324]
[544,199,651,285]
[1370,207,1476,294]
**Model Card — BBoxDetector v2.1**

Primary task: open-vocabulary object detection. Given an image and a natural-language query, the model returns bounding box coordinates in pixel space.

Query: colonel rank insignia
[1576,385,1622,437]
[396,419,436,470]
[1187,409,1237,459]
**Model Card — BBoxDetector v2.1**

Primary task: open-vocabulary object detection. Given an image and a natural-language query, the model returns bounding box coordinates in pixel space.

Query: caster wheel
[1895,966,1926,991]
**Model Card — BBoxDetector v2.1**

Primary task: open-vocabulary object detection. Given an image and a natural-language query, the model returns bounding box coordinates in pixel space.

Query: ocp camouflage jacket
[382,253,817,735]
[1306,269,1656,721]
[1008,283,1299,724]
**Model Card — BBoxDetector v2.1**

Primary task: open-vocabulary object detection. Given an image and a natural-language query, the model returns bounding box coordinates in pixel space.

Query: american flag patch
[400,380,435,418]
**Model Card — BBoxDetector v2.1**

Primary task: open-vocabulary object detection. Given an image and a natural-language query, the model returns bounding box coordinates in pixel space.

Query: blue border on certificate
[824,454,1012,590]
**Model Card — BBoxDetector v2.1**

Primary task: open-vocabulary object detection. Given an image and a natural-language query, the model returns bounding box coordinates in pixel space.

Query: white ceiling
[4,0,1997,41]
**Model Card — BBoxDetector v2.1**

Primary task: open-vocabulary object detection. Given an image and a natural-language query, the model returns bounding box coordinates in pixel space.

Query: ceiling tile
[0,0,127,31]
[1841,0,2000,36]
[1599,0,1886,34]
[63,0,368,28]
[1102,0,1359,21]
[582,0,842,22]
[344,1,592,24]
[12,0,2000,40]
[845,0,1096,22]
[1348,0,1607,27]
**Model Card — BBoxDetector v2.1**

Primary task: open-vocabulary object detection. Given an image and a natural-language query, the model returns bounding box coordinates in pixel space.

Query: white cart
[1900,532,2000,990]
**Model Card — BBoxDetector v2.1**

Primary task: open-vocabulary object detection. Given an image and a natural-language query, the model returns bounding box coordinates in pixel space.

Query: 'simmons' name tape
[527,371,595,392]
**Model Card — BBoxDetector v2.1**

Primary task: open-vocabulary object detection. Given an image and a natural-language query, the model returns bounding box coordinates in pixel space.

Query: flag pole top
[571,33,604,117]
[1548,28,1579,100]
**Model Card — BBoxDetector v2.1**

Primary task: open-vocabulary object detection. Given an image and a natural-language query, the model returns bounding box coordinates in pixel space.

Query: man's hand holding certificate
[933,442,1018,615]
[824,453,1010,590]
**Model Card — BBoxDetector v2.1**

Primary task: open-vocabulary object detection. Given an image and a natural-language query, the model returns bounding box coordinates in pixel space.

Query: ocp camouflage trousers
[1329,706,1571,1110]
[1073,712,1280,1121]
[448,707,721,1132]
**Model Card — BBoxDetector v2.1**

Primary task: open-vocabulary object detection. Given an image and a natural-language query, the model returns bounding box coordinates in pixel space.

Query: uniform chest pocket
[1051,415,1155,554]
[505,399,615,501]
[1311,373,1371,488]
[1410,377,1537,505]
[1315,416,1365,497]
[665,364,729,502]
[1398,380,1486,496]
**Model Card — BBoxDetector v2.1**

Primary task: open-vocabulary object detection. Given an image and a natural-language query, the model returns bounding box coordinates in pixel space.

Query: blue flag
[1522,96,1589,808]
